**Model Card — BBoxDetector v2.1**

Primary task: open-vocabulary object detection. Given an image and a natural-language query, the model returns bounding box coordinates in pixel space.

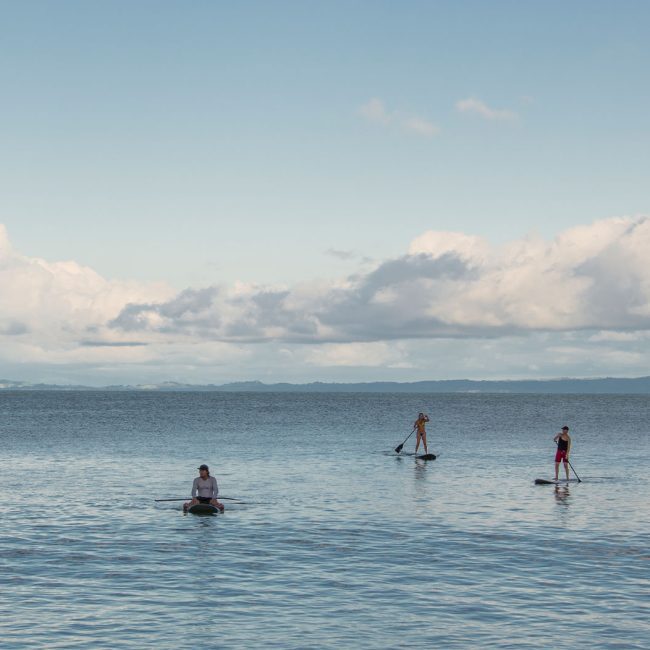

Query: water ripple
[1,392,648,648]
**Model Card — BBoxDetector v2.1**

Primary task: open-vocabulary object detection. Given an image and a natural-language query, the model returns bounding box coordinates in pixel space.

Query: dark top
[557,436,569,451]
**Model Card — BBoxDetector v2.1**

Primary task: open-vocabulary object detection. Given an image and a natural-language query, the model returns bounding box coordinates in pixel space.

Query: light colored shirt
[191,476,218,498]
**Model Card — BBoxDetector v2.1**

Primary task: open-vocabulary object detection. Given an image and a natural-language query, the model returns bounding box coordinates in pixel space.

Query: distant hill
[1,377,650,393]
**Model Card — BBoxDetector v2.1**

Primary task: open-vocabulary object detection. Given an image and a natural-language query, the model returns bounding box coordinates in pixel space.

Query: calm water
[1,391,648,649]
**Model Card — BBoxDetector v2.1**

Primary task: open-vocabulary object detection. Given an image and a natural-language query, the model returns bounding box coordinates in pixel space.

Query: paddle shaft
[566,458,582,482]
[155,497,245,502]
[394,427,416,453]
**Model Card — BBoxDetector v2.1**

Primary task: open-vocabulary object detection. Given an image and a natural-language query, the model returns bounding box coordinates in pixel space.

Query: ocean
[1,391,648,649]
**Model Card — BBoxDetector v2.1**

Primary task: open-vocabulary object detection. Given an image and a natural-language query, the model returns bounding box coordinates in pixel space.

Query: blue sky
[1,1,650,384]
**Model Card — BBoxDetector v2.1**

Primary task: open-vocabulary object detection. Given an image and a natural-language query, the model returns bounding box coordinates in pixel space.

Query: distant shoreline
[2,376,650,394]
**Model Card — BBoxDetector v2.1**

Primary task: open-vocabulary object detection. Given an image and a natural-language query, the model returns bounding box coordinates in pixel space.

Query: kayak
[187,503,221,515]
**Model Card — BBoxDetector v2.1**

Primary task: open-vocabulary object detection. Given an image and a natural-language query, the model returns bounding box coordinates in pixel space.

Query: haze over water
[1,391,648,649]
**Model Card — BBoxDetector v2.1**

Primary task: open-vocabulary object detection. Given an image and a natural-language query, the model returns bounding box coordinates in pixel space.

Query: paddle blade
[394,443,404,454]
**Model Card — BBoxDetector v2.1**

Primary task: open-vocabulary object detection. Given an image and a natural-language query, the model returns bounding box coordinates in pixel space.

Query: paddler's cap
[198,464,209,470]
[561,426,569,430]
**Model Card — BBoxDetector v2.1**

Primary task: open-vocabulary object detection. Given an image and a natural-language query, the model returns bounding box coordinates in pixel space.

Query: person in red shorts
[553,426,572,481]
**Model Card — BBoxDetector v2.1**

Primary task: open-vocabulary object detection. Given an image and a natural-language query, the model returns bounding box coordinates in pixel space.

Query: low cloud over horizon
[2,217,650,384]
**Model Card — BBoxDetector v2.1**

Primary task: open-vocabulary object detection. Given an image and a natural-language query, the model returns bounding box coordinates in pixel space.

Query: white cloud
[589,330,650,343]
[102,215,650,342]
[402,117,440,137]
[304,342,410,368]
[456,97,518,121]
[358,99,440,137]
[409,230,490,263]
[3,217,650,382]
[0,223,174,357]
[358,98,392,125]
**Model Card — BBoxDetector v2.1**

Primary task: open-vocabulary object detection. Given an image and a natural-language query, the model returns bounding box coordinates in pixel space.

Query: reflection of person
[553,426,572,481]
[554,485,570,504]
[184,464,224,512]
[414,412,430,454]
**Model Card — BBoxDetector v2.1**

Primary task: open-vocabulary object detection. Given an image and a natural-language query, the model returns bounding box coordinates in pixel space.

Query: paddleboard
[534,478,581,485]
[187,503,221,515]
[415,453,437,461]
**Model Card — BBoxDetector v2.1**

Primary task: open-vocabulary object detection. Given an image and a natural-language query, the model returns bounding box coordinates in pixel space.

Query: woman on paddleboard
[553,426,572,481]
[184,464,224,512]
[414,412,430,455]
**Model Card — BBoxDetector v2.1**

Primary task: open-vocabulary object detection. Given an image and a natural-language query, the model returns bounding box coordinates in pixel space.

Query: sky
[1,0,650,385]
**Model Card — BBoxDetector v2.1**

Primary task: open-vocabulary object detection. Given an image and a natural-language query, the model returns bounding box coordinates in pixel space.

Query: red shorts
[555,449,568,463]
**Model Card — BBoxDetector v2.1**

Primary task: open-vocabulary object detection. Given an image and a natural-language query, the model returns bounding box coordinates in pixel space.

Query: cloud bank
[0,224,172,348]
[106,216,650,342]
[2,217,650,382]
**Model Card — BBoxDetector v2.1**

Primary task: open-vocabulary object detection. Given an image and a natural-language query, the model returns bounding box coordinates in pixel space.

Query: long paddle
[155,497,247,503]
[566,458,582,482]
[394,427,416,454]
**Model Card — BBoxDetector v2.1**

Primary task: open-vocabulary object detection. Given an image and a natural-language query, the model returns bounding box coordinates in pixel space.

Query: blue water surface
[0,392,648,649]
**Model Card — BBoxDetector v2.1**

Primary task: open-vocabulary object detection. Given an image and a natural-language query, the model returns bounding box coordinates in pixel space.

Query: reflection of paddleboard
[187,503,221,515]
[415,454,437,461]
[534,478,581,485]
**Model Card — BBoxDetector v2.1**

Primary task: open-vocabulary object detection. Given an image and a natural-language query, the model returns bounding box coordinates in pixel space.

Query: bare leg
[415,432,421,453]
[421,433,428,454]
[184,498,198,512]
[564,461,570,480]
[554,462,560,481]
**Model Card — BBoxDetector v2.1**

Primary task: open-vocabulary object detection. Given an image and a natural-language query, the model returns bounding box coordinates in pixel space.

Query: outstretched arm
[210,477,224,511]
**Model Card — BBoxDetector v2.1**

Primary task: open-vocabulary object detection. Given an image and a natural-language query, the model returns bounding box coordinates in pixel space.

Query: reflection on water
[554,485,571,505]
[413,457,432,482]
[0,391,649,649]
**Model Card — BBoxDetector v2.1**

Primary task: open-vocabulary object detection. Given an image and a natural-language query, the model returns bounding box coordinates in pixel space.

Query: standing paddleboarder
[553,426,572,481]
[184,464,224,513]
[414,412,430,455]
